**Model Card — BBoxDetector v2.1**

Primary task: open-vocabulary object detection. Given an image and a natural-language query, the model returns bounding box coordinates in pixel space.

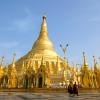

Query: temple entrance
[38,77,42,88]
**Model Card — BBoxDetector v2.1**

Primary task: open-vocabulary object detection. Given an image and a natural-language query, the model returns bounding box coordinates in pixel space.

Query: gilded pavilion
[0,16,100,88]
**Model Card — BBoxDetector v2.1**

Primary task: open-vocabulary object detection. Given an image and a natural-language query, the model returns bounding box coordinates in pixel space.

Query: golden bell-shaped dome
[31,16,57,56]
[16,16,63,73]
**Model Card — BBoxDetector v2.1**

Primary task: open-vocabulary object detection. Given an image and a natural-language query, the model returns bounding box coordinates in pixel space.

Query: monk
[68,82,73,96]
[73,82,78,96]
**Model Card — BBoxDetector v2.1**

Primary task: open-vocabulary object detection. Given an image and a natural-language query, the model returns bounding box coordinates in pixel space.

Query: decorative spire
[83,52,88,66]
[40,16,48,37]
[12,53,16,67]
[32,16,55,52]
[93,56,98,69]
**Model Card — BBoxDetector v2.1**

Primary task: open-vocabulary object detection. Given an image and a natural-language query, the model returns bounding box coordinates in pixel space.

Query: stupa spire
[12,53,16,67]
[83,52,88,66]
[93,56,98,69]
[93,56,96,66]
[32,16,56,52]
[40,16,48,37]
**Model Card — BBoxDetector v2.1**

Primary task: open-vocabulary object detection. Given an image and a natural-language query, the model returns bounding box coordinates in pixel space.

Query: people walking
[73,82,78,96]
[68,82,73,96]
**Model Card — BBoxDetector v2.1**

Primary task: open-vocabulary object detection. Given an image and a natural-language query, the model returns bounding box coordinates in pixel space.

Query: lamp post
[60,44,69,86]
[60,44,69,70]
[60,44,68,60]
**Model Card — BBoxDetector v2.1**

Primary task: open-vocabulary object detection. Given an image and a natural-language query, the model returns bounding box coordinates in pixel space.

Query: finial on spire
[83,52,88,66]
[43,12,47,18]
[12,53,16,65]
[40,15,48,36]
[83,52,85,57]
[43,15,46,19]
[93,56,96,65]
[93,56,98,69]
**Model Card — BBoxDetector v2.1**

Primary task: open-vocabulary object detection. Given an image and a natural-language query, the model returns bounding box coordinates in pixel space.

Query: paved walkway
[0,92,100,100]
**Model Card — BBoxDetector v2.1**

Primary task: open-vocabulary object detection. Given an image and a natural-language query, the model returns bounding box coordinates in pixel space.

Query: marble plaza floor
[0,92,100,100]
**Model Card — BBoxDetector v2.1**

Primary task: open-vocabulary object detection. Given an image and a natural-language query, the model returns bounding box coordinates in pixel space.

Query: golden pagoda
[80,52,90,88]
[80,52,99,88]
[15,16,66,88]
[0,16,100,89]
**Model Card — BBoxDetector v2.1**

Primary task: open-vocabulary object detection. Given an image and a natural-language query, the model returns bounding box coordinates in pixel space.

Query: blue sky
[0,0,100,67]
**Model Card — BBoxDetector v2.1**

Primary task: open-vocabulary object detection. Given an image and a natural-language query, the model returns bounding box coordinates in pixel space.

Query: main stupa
[0,16,100,89]
[15,16,67,87]
[16,16,64,70]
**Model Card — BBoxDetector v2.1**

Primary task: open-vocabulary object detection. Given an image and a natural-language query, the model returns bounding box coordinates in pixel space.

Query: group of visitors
[68,82,78,96]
